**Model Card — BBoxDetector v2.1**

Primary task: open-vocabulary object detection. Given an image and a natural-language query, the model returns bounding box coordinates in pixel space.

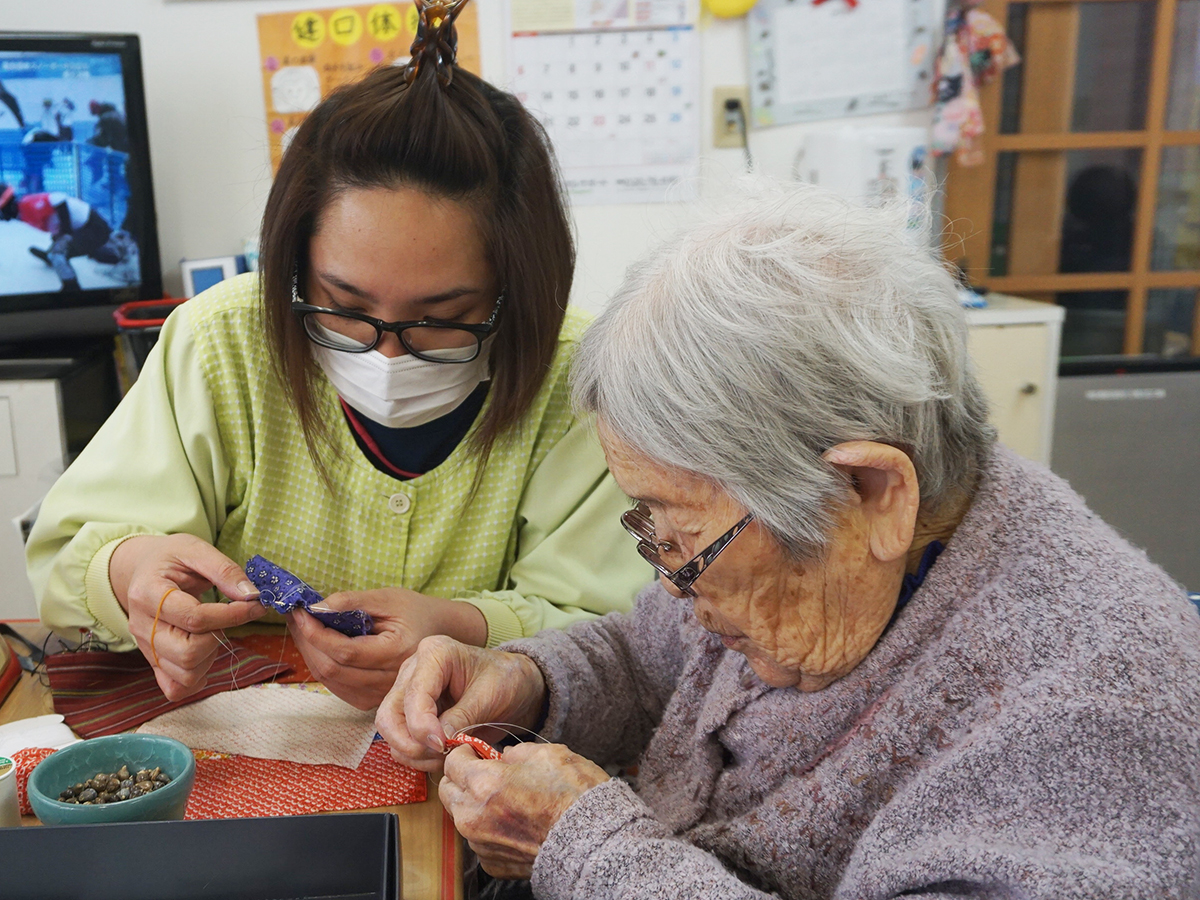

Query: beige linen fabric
[137,684,377,768]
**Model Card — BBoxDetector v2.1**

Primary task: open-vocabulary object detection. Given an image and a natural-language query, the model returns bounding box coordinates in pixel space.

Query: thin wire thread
[260,583,316,610]
[735,101,754,173]
[454,722,550,745]
[251,575,309,686]
[217,607,291,691]
[210,629,243,691]
[34,630,56,687]
[269,626,288,686]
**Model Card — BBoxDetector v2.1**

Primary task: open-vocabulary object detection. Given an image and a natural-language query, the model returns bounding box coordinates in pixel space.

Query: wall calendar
[508,24,701,205]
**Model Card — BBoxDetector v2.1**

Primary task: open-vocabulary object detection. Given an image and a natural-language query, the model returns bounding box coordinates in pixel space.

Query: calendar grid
[509,25,700,204]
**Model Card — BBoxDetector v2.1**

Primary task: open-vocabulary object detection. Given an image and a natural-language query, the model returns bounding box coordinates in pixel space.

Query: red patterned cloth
[44,646,292,738]
[12,746,57,815]
[186,739,425,818]
[13,741,425,819]
[444,734,503,760]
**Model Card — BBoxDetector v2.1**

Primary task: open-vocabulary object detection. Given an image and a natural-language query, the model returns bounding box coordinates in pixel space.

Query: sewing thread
[444,722,551,759]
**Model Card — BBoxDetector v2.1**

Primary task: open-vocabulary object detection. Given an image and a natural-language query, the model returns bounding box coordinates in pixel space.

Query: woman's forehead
[598,428,714,511]
[311,186,483,260]
[308,185,492,309]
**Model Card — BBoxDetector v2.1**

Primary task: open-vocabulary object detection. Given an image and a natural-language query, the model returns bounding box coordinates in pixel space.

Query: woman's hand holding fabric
[440,742,610,879]
[108,533,268,702]
[288,589,488,710]
[375,635,546,773]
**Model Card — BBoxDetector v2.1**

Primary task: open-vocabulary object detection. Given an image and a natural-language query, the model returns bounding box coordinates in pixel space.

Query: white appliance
[1052,359,1200,592]
[796,126,933,228]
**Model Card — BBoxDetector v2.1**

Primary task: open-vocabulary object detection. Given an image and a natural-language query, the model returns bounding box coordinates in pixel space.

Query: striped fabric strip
[45,646,292,738]
[228,633,312,684]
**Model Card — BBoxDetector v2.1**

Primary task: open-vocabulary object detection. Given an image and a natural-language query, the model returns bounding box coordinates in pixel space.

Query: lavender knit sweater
[504,447,1200,899]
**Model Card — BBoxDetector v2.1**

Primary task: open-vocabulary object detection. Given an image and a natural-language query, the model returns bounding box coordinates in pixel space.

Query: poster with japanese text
[257,4,481,172]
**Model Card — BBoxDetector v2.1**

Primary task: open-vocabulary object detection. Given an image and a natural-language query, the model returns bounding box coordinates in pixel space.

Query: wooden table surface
[0,624,463,900]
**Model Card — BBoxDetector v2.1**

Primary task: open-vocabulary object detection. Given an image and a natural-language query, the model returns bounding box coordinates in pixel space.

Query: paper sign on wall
[256,4,481,172]
[748,0,937,127]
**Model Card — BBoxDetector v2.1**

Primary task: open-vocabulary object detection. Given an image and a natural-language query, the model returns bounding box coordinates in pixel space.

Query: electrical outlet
[713,86,751,149]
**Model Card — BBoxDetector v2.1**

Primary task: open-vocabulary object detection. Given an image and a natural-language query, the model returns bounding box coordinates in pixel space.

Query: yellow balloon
[704,0,758,17]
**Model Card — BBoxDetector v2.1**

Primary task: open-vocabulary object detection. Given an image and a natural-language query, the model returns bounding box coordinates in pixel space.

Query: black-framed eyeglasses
[621,501,754,598]
[291,272,503,363]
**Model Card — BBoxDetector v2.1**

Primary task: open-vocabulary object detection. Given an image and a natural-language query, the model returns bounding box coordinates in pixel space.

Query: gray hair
[572,181,996,560]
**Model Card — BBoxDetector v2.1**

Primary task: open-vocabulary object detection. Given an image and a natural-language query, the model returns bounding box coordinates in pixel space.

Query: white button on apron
[388,493,412,514]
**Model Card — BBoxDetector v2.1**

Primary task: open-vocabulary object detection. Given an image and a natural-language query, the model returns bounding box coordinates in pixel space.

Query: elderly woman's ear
[823,442,920,564]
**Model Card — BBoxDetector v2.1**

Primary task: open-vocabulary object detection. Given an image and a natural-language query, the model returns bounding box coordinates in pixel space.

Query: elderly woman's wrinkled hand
[375,635,547,773]
[440,742,610,879]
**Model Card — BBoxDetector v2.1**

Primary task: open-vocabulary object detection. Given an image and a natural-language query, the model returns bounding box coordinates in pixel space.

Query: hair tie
[403,0,471,88]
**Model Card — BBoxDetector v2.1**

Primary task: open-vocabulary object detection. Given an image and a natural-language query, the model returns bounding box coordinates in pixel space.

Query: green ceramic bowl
[27,734,195,825]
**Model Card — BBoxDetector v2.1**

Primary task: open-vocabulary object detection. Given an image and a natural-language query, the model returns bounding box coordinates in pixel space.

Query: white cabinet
[0,378,67,621]
[966,294,1065,465]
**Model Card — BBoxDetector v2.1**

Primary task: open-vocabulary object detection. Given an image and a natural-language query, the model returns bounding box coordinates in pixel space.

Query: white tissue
[0,714,80,758]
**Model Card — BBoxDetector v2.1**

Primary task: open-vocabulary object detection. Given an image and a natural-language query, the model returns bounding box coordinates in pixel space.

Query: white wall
[3,0,935,308]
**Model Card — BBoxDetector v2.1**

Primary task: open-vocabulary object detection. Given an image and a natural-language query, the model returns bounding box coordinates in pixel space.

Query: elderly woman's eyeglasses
[291,272,502,363]
[621,502,754,598]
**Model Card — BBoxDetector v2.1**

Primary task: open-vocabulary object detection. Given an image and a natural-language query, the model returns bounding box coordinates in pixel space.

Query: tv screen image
[0,51,139,294]
[0,33,160,344]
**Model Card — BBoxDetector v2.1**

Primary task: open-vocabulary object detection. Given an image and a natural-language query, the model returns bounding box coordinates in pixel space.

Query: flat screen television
[0,32,162,345]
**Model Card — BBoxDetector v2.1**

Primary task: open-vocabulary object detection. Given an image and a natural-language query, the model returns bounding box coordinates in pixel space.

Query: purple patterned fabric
[244,555,374,637]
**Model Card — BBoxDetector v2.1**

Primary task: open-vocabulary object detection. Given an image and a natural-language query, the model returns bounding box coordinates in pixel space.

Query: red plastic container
[112,297,187,375]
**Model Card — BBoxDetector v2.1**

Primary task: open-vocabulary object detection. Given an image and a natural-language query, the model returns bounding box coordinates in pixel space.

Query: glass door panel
[1166,0,1200,130]
[1057,290,1130,357]
[1153,145,1200,270]
[1000,1,1156,134]
[991,148,1141,277]
[1144,288,1198,355]
[1071,2,1155,131]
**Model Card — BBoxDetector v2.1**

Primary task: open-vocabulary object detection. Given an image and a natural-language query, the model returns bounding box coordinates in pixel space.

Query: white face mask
[313,327,494,428]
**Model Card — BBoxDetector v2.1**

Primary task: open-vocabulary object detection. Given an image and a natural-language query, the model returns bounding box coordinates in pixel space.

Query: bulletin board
[256,4,481,172]
[747,0,937,128]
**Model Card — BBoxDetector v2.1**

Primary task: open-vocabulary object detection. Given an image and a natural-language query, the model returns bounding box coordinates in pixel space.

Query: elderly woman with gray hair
[376,185,1200,899]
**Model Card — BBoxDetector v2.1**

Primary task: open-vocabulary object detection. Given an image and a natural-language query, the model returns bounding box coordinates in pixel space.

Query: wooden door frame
[942,0,1200,354]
